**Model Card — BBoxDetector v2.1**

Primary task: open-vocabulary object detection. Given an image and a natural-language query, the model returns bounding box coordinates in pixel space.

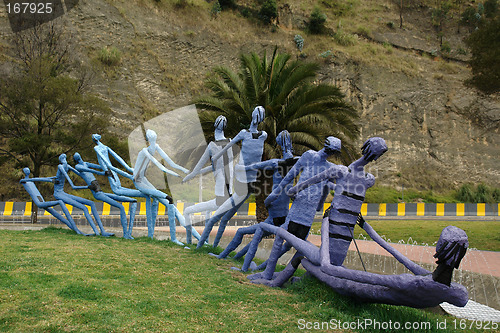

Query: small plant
[440,41,451,54]
[387,21,395,29]
[319,50,332,58]
[294,34,304,52]
[333,28,357,46]
[356,25,372,38]
[259,0,277,24]
[307,7,327,34]
[174,0,187,8]
[457,47,467,55]
[219,0,235,10]
[98,46,121,66]
[211,1,221,18]
[383,42,393,54]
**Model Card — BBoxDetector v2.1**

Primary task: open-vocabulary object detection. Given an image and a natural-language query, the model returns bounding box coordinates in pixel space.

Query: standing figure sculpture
[20,167,84,234]
[53,153,114,236]
[196,106,267,249]
[248,138,469,309]
[213,130,298,272]
[249,137,341,278]
[73,152,138,239]
[182,115,234,244]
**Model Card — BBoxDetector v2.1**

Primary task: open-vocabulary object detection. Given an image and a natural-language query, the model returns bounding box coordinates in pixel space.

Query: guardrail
[0,202,498,217]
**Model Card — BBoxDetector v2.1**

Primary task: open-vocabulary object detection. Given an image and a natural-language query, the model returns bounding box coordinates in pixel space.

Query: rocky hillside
[0,0,498,196]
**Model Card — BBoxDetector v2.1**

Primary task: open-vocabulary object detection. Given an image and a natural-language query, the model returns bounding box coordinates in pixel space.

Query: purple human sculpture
[248,138,469,309]
[196,106,267,249]
[182,115,234,244]
[54,153,114,236]
[72,152,137,239]
[212,130,298,271]
[248,137,341,278]
[20,167,85,234]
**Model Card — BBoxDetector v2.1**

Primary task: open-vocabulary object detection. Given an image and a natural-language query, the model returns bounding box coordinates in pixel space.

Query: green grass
[0,227,482,332]
[311,220,500,251]
[364,186,459,203]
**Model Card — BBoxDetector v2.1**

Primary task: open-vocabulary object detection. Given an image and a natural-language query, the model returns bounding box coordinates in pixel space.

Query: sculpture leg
[252,252,304,287]
[44,206,82,234]
[255,242,292,271]
[145,198,154,238]
[105,193,137,239]
[127,201,137,238]
[46,200,81,233]
[54,194,100,235]
[217,224,259,259]
[240,227,267,271]
[183,200,218,244]
[166,202,183,246]
[248,234,285,280]
[174,206,202,241]
[213,193,249,248]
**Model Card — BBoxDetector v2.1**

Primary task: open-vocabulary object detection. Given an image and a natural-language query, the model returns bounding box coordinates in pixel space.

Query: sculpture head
[251,106,265,125]
[59,153,67,164]
[361,137,387,163]
[23,167,30,177]
[324,136,341,155]
[276,130,292,152]
[73,152,82,164]
[146,129,157,144]
[92,134,101,143]
[214,115,227,131]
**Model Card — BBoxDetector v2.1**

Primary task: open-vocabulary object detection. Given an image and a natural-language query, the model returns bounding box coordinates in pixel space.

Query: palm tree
[193,48,360,220]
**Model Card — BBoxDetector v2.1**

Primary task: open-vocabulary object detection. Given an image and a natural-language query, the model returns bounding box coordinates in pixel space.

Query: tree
[193,48,359,220]
[0,22,111,214]
[465,13,500,93]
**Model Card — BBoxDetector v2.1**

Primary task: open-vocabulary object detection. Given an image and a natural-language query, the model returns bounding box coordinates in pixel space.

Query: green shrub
[356,25,372,38]
[211,1,221,17]
[98,46,121,66]
[259,0,277,24]
[455,183,500,203]
[333,29,357,46]
[218,0,235,10]
[307,7,327,34]
[440,41,451,53]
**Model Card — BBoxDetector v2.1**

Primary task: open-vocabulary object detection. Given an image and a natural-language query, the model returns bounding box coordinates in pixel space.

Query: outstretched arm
[242,158,279,171]
[361,218,430,275]
[60,165,88,190]
[75,164,106,176]
[183,146,211,183]
[109,148,134,173]
[211,131,243,162]
[287,165,345,197]
[157,145,189,174]
[20,176,56,183]
[142,149,179,177]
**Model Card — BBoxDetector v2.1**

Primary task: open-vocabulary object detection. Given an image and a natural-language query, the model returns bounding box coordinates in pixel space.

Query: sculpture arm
[60,165,88,190]
[264,157,302,207]
[287,165,345,197]
[108,165,134,180]
[20,176,56,183]
[316,183,331,212]
[87,162,104,170]
[142,149,180,177]
[361,218,431,275]
[241,158,279,171]
[75,164,106,176]
[211,130,243,162]
[183,146,211,182]
[157,145,189,174]
[109,148,134,173]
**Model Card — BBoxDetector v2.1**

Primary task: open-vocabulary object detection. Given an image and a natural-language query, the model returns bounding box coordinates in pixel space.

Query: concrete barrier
[1,202,499,218]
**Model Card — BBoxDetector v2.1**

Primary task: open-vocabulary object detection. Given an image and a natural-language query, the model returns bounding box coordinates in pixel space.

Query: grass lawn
[0,228,484,332]
[311,220,500,252]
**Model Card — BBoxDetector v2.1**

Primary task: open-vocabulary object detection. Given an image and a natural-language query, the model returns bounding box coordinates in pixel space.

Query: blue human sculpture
[93,133,146,238]
[249,137,341,277]
[212,130,298,271]
[54,153,114,236]
[247,139,469,309]
[73,152,138,239]
[112,129,202,244]
[20,167,84,234]
[196,106,267,249]
[183,115,234,244]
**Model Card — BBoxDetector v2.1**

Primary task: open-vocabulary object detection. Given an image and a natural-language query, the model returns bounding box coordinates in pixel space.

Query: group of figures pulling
[21,106,470,309]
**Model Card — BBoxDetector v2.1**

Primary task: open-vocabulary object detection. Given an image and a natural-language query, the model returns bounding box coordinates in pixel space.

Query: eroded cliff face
[325,61,499,189]
[0,0,498,192]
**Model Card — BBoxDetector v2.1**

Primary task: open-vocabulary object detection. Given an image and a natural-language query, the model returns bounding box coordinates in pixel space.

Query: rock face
[0,0,498,191]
